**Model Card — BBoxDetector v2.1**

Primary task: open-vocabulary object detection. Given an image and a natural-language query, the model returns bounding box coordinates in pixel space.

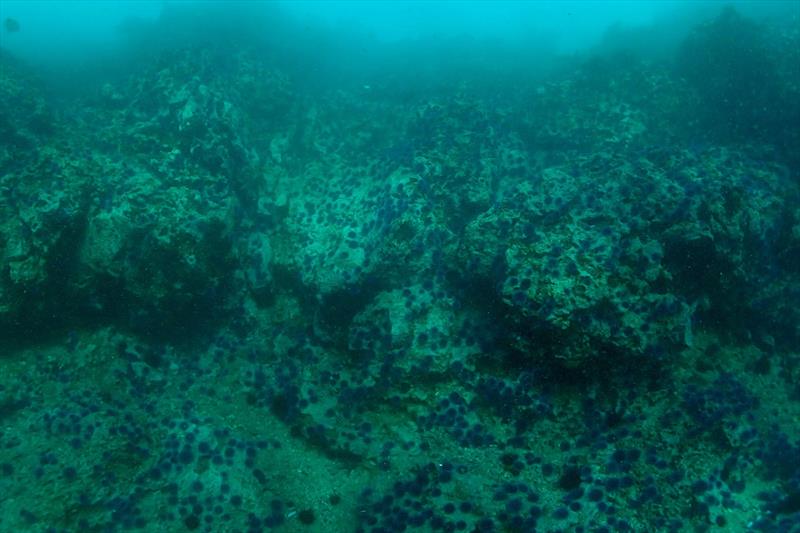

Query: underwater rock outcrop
[1,7,799,531]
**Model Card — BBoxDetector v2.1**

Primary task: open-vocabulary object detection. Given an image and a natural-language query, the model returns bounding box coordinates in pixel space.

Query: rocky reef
[0,6,799,533]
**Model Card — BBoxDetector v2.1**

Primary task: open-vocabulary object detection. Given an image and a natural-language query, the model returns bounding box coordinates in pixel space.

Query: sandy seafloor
[1,4,799,533]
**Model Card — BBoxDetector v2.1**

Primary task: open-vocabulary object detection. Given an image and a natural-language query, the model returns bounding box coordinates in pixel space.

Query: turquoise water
[1,2,799,532]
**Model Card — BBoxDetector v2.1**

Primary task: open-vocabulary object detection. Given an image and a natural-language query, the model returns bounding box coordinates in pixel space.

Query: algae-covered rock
[77,164,237,335]
[0,51,54,171]
[0,147,89,333]
[457,147,800,364]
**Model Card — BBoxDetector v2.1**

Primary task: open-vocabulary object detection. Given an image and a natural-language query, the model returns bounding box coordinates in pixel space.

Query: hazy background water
[2,1,796,89]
